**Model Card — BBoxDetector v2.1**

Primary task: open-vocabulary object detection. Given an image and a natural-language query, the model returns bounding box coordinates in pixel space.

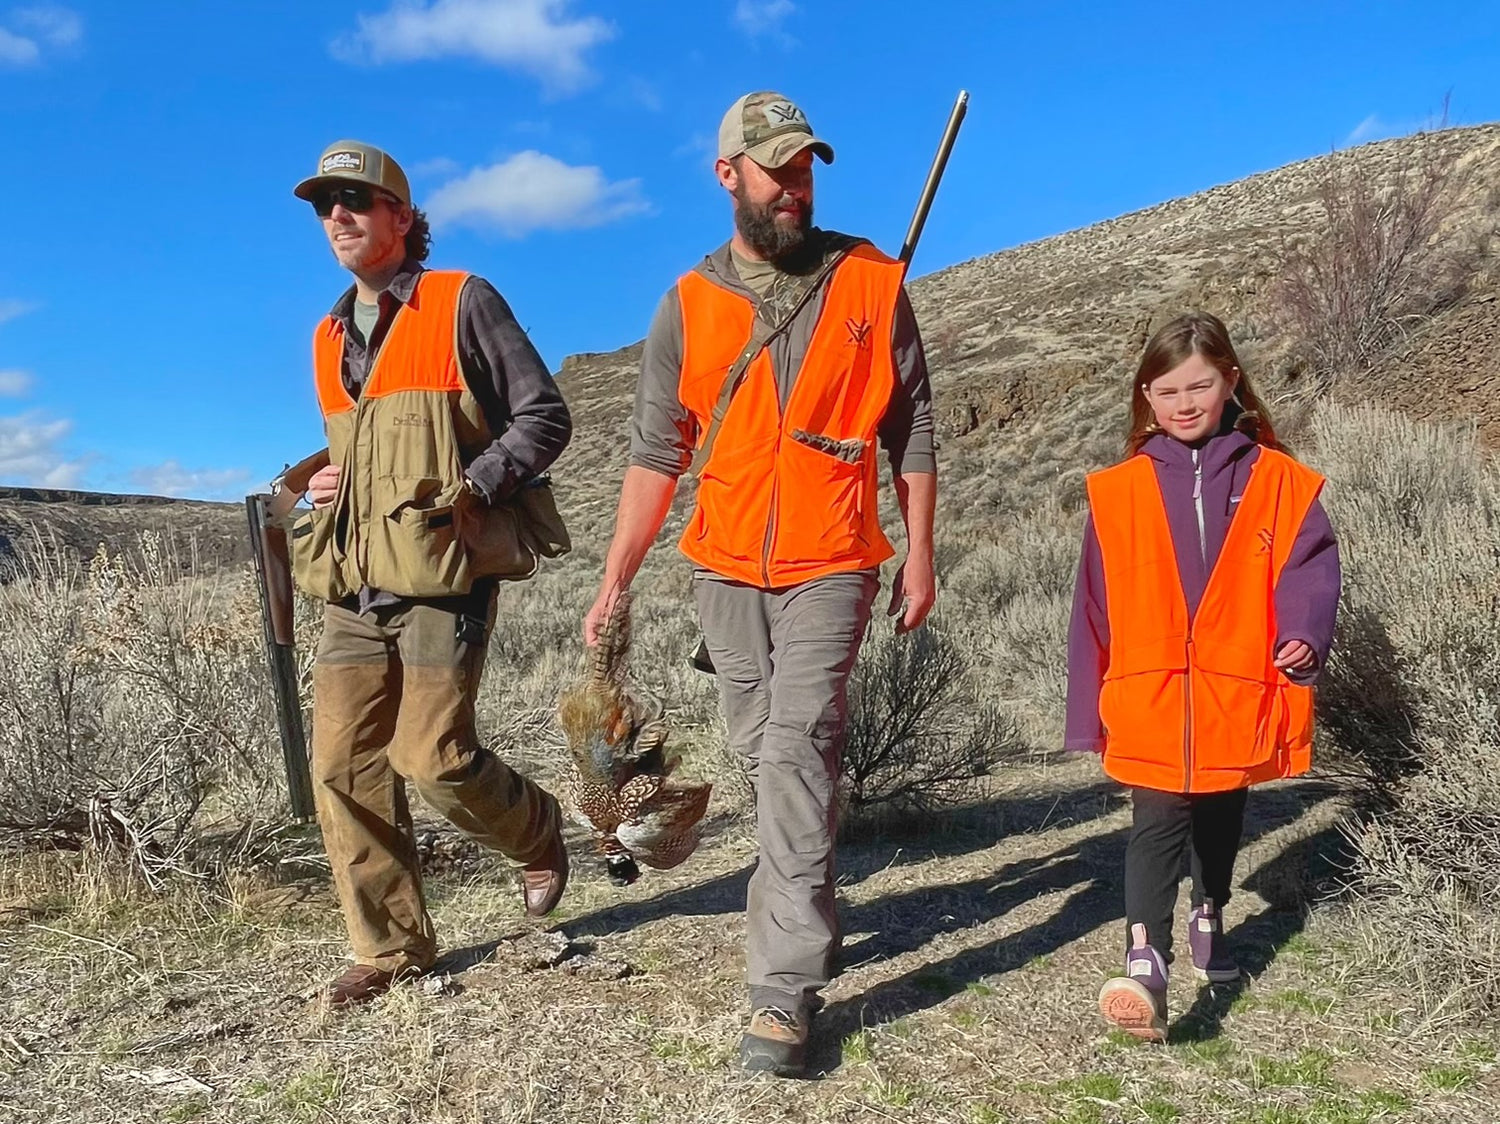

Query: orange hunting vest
[294,269,528,600]
[1086,448,1325,793]
[676,244,903,587]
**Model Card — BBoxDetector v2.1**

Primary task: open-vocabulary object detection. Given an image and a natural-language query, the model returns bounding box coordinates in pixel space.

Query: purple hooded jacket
[1064,429,1342,753]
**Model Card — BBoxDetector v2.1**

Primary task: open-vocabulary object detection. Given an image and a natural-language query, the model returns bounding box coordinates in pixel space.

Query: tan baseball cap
[718,91,834,168]
[293,139,411,206]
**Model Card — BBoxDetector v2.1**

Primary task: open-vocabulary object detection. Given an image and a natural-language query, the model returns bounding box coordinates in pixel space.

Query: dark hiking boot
[321,963,420,1008]
[1098,923,1168,1041]
[1188,900,1241,983]
[739,1006,810,1077]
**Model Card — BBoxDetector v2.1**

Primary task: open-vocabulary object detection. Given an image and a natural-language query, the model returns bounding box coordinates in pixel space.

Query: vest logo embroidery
[1257,528,1273,551]
[392,412,432,428]
[845,317,872,348]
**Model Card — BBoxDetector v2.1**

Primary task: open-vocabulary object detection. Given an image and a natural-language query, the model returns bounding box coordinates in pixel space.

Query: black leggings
[1124,786,1248,961]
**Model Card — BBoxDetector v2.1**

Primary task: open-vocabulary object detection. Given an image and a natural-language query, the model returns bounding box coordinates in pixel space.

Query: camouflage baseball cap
[718,91,834,168]
[293,140,411,206]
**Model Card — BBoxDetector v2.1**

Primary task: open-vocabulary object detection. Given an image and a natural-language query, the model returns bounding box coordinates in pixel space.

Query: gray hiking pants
[694,568,879,1015]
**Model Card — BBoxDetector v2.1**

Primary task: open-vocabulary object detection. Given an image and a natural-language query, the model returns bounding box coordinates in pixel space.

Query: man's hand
[584,580,627,648]
[1274,640,1315,673]
[307,464,341,508]
[887,554,936,634]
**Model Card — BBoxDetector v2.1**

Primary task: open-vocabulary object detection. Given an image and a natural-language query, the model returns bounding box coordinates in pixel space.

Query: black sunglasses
[312,183,399,218]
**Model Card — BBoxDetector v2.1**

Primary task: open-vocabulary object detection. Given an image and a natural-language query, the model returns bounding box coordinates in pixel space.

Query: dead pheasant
[558,592,712,886]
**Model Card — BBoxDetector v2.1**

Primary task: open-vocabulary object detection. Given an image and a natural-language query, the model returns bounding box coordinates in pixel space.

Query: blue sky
[1,0,1497,498]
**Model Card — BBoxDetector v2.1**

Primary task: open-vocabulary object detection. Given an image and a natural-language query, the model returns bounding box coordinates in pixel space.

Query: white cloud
[733,0,796,45]
[426,151,649,236]
[411,156,462,179]
[129,460,253,501]
[0,5,82,67]
[332,0,613,92]
[0,370,33,396]
[1343,108,1452,149]
[0,298,38,324]
[0,412,87,488]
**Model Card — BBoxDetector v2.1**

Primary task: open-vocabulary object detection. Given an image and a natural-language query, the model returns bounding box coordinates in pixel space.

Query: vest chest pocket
[287,505,349,602]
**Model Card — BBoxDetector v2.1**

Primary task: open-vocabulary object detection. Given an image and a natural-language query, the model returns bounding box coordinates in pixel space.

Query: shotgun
[246,447,331,822]
[689,89,970,675]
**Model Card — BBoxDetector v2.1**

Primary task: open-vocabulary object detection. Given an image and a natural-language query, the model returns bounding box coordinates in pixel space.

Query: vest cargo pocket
[779,432,869,561]
[287,505,348,602]
[512,477,571,559]
[459,498,537,581]
[368,492,471,597]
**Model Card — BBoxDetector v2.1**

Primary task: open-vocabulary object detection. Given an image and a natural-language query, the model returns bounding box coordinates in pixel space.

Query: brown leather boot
[321,963,419,1008]
[521,824,569,917]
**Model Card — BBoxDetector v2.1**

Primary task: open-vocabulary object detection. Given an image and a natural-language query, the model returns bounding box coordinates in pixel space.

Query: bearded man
[584,92,937,1077]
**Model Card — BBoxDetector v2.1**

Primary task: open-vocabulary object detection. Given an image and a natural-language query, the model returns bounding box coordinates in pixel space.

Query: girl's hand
[1274,640,1315,673]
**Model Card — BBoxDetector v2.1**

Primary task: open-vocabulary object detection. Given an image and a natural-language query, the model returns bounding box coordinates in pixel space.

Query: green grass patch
[965,981,996,998]
[1137,1097,1180,1123]
[1421,1064,1475,1091]
[1251,1047,1335,1089]
[1266,988,1335,1016]
[843,1029,874,1063]
[648,1033,722,1073]
[1457,1036,1498,1064]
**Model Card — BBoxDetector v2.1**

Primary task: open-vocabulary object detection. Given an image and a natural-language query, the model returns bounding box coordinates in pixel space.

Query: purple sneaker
[1188,900,1241,984]
[1098,923,1168,1041]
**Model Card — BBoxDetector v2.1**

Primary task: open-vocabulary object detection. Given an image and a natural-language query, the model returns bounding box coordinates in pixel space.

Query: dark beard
[733,182,814,263]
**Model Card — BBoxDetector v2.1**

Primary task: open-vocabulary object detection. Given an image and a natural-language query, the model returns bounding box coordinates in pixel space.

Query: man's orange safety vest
[1085,447,1325,793]
[294,269,532,600]
[675,243,904,587]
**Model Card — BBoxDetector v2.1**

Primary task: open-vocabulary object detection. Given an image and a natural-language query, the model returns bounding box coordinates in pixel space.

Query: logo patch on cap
[321,150,365,175]
[761,101,807,127]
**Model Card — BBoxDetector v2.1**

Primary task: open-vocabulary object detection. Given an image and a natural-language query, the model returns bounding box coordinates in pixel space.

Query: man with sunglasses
[290,139,572,1008]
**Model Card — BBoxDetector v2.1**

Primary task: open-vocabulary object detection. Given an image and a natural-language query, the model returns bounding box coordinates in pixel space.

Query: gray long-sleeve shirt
[629,231,936,479]
[325,258,572,612]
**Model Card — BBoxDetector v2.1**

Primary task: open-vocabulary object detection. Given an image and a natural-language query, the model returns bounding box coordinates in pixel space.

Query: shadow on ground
[809,778,1348,1075]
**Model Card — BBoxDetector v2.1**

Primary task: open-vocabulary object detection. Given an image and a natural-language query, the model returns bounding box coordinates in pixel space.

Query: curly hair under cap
[404,207,432,263]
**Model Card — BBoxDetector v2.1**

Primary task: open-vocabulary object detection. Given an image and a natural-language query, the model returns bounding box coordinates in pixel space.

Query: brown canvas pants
[311,592,560,972]
[693,568,878,1016]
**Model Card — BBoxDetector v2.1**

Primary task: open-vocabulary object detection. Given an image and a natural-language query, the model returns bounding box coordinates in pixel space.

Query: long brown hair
[1125,311,1282,457]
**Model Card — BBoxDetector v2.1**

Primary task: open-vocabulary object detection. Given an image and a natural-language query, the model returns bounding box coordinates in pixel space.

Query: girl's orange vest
[1085,447,1325,793]
[675,244,903,587]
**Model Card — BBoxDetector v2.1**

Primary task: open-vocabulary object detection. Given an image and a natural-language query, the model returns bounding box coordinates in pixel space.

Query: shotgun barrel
[899,89,969,266]
[246,491,315,822]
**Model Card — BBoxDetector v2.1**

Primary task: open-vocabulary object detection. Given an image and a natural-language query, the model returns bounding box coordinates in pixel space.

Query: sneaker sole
[1098,978,1166,1041]
[1193,965,1242,984]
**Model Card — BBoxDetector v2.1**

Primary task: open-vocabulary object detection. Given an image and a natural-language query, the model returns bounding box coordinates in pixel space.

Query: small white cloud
[426,151,649,236]
[1343,108,1452,149]
[0,370,33,396]
[733,0,796,45]
[411,156,462,179]
[0,412,87,488]
[673,132,718,165]
[129,460,253,501]
[332,0,613,93]
[0,298,38,324]
[0,5,82,66]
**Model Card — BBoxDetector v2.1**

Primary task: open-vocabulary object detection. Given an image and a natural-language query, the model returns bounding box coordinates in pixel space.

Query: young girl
[1066,312,1341,1041]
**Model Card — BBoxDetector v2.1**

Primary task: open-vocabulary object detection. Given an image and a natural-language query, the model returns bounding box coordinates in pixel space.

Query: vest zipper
[1192,448,1206,566]
[762,430,782,587]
